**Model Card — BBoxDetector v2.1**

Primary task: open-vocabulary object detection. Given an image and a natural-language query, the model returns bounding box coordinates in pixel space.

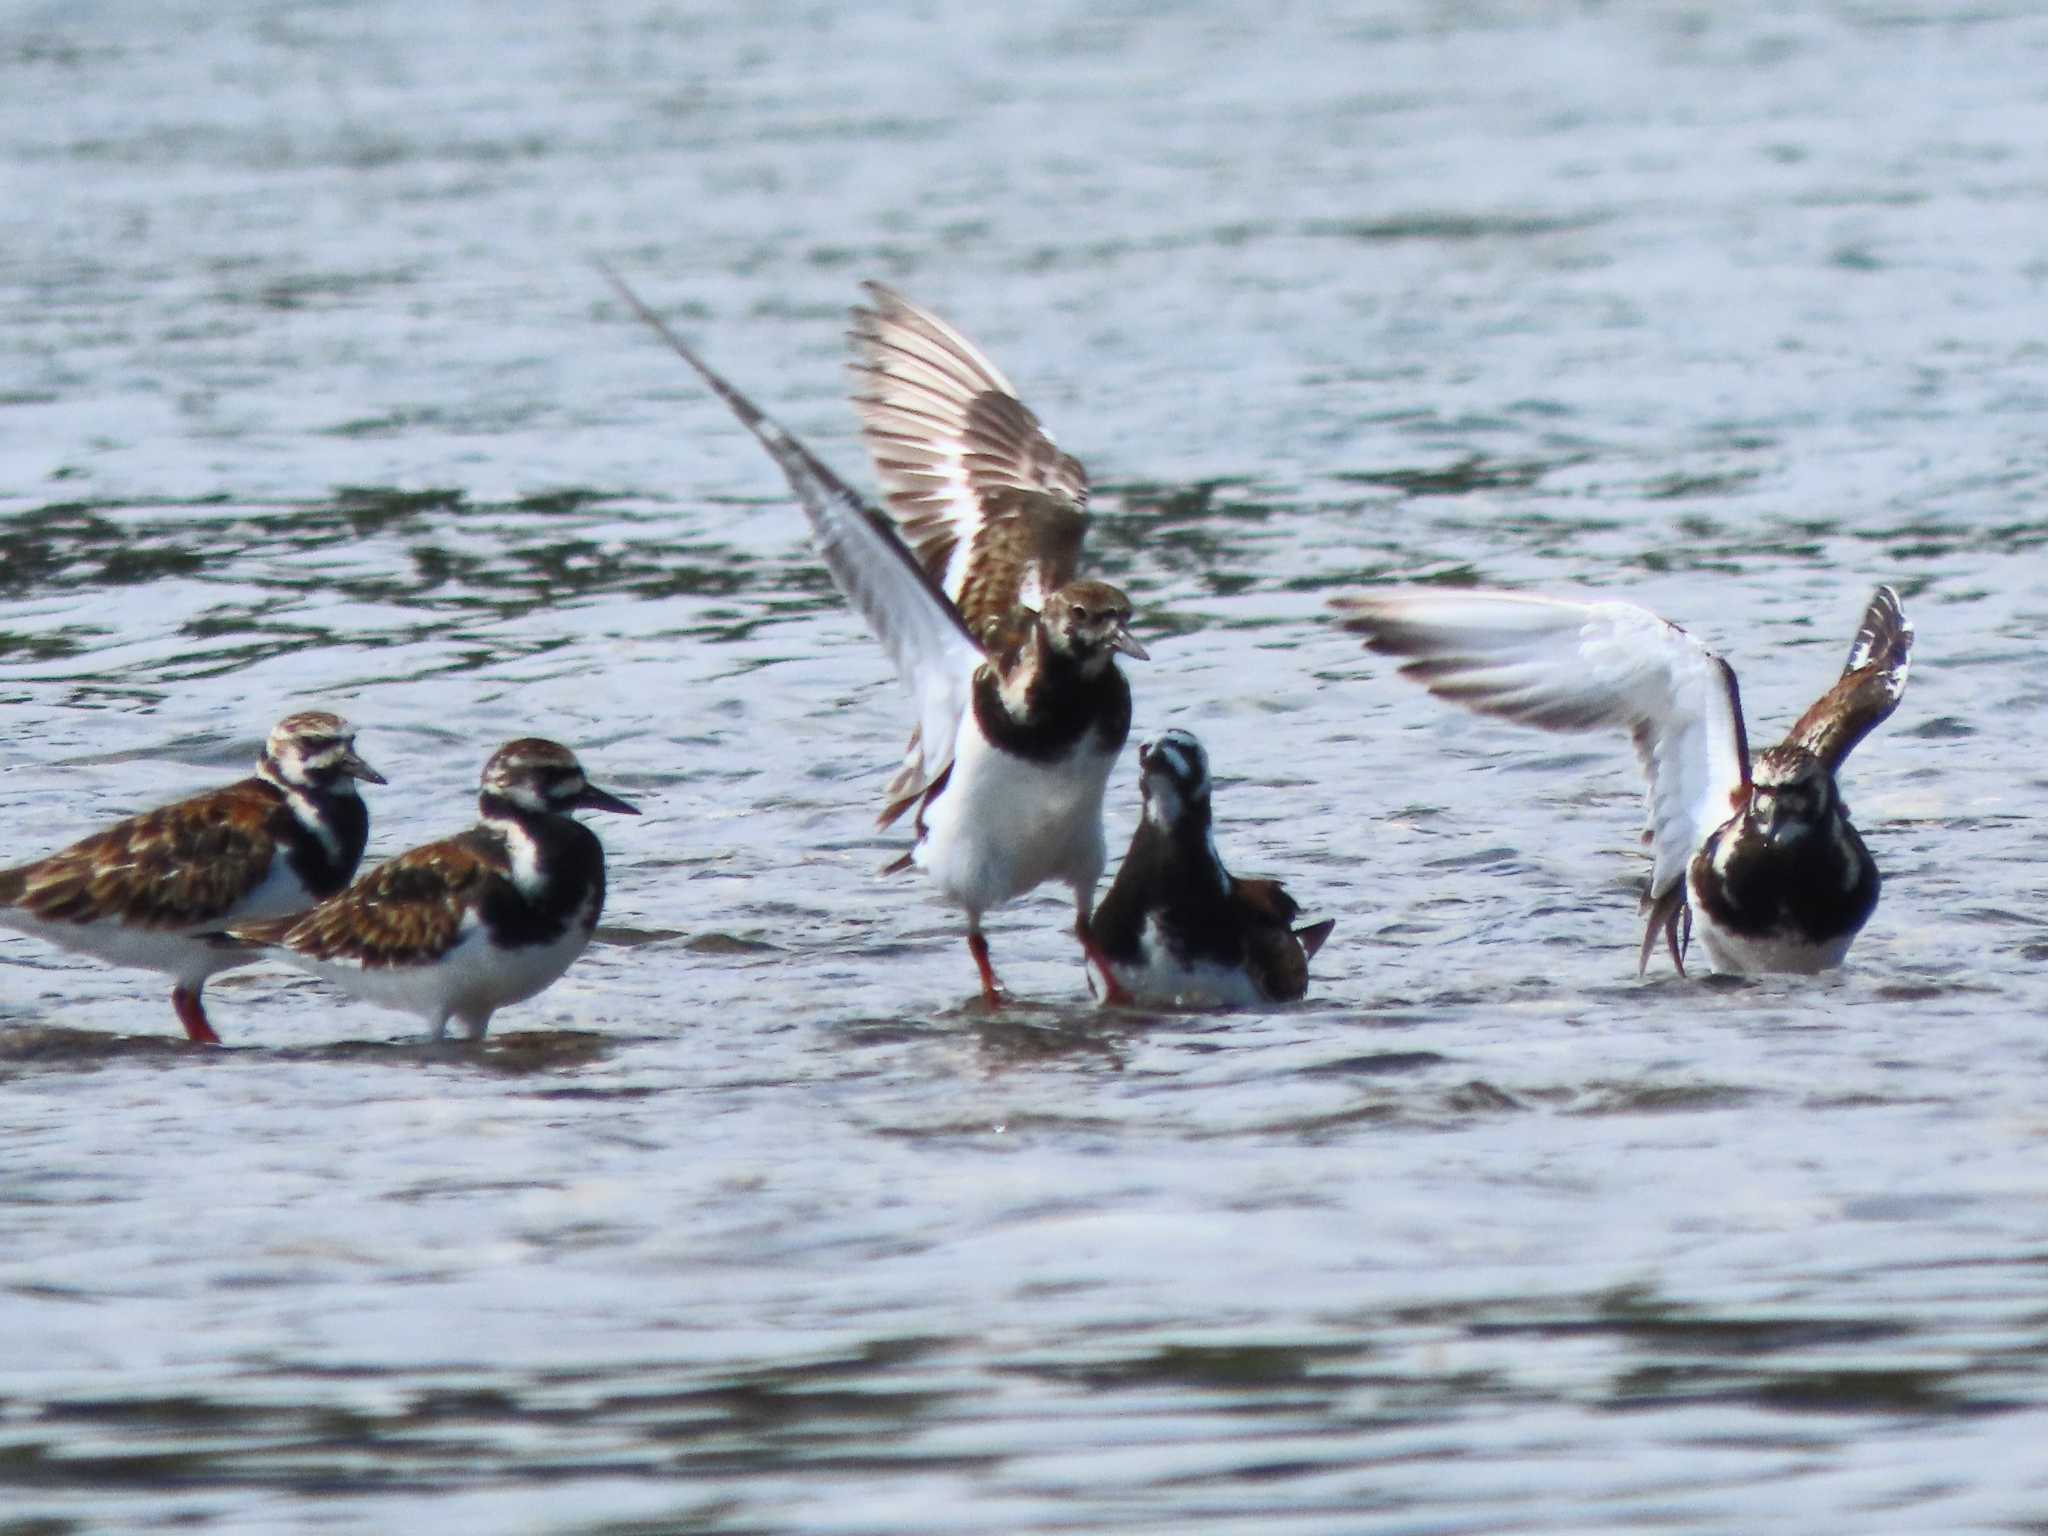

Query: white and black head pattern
[1744,749,1837,848]
[259,711,385,794]
[1139,729,1211,830]
[479,739,638,820]
[476,738,640,899]
[1039,580,1148,672]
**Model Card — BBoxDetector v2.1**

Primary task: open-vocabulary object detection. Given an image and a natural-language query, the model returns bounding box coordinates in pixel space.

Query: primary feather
[599,263,985,808]
[849,281,1090,647]
[1334,590,1752,908]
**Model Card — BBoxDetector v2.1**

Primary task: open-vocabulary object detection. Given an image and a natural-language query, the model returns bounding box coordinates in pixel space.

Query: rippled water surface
[6,1,2048,1530]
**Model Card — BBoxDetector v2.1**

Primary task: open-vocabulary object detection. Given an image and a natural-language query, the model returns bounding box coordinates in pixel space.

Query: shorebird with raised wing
[604,269,1147,1005]
[1334,586,1912,974]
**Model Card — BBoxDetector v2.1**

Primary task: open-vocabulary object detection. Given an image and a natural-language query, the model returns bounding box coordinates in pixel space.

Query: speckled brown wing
[1781,586,1913,772]
[234,833,504,967]
[0,778,283,930]
[1233,877,1312,1002]
[849,283,1090,647]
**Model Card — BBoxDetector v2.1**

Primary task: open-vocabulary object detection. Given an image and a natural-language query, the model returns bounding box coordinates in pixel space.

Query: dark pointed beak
[1109,622,1150,662]
[342,748,387,786]
[573,781,640,816]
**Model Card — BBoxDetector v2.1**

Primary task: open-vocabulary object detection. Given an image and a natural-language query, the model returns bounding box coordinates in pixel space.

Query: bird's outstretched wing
[848,282,1088,648]
[1335,589,1752,927]
[1782,585,1913,772]
[601,265,985,813]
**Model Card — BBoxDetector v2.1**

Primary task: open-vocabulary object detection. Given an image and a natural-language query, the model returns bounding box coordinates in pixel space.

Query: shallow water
[4,1,2048,1530]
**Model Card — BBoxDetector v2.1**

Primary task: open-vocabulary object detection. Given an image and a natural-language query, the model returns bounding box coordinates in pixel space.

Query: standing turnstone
[0,711,384,1042]
[229,739,637,1040]
[1085,730,1335,1006]
[1334,585,1913,975]
[603,268,1148,1006]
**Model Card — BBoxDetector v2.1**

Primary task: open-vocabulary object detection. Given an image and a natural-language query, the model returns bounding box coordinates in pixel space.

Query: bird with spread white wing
[603,268,1148,1005]
[1333,586,1912,975]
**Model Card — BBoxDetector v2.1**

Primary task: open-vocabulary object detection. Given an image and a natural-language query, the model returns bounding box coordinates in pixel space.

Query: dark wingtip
[594,258,772,434]
[1295,918,1336,962]
[1846,585,1913,679]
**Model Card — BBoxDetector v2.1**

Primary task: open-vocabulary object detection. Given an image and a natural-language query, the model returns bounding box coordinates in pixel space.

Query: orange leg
[966,931,1006,1007]
[1075,918,1133,1007]
[171,985,222,1045]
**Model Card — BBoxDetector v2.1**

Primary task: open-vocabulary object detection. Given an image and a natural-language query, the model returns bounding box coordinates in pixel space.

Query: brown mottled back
[952,487,1089,650]
[234,834,503,967]
[1234,877,1313,1002]
[0,779,284,930]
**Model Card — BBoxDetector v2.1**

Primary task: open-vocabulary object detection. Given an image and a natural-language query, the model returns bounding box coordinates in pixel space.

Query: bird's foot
[171,986,222,1045]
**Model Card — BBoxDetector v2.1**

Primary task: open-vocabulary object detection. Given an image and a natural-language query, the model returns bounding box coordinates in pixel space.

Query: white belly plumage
[0,850,309,986]
[1097,914,1266,1009]
[1686,871,1856,975]
[915,725,1117,918]
[274,894,598,1039]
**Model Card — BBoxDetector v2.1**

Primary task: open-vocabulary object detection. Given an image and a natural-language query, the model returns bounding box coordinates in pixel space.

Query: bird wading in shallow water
[1086,730,1334,1007]
[1333,585,1912,975]
[0,711,383,1043]
[603,267,1148,1006]
[230,739,637,1040]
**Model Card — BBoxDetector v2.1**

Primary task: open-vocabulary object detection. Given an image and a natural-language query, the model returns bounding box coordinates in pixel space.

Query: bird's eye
[1070,606,1090,623]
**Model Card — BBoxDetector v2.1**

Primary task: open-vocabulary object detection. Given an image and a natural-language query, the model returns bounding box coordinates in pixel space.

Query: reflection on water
[6,0,2048,1530]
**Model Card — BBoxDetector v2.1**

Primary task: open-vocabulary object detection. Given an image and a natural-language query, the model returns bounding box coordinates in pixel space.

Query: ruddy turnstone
[1085,730,1334,1006]
[1334,585,1913,975]
[229,739,637,1040]
[603,268,1148,1005]
[0,711,384,1042]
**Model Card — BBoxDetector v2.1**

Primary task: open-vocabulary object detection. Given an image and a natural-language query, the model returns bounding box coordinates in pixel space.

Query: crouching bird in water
[603,267,1148,1006]
[1086,730,1334,1006]
[1334,585,1912,975]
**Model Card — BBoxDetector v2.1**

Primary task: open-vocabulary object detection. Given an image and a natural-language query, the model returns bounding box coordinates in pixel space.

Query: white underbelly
[275,900,596,1034]
[917,728,1116,916]
[0,848,313,986]
[1687,875,1856,975]
[0,910,239,986]
[1098,916,1267,1009]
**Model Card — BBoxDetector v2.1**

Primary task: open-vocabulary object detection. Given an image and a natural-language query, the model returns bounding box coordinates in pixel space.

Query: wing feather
[1782,585,1913,770]
[0,780,281,930]
[1334,590,1751,905]
[848,283,1089,641]
[1232,879,1326,1002]
[600,264,984,805]
[231,837,493,966]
